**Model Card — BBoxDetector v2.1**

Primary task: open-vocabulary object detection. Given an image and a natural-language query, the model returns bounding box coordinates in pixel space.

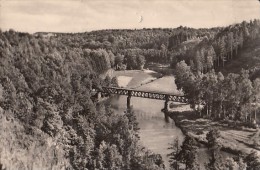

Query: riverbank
[168,108,260,159]
[105,69,162,88]
[103,70,185,169]
[103,69,260,168]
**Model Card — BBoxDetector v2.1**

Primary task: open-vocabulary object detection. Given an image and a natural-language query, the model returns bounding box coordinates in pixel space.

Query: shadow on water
[107,95,185,169]
[105,95,234,170]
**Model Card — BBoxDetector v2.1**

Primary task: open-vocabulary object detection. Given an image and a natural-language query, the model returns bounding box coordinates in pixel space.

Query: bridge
[95,86,189,112]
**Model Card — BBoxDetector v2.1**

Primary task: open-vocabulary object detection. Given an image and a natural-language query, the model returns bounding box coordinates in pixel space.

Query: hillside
[1,19,260,169]
[219,37,260,79]
[34,20,260,75]
[0,30,165,170]
[0,108,69,169]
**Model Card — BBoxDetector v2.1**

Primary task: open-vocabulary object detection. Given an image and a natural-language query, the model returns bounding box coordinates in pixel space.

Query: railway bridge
[95,86,189,112]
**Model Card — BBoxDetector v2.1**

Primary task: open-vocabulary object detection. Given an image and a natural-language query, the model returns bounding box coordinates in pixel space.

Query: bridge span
[96,86,189,112]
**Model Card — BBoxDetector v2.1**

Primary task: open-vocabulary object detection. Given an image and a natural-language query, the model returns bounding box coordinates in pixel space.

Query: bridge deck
[100,87,188,103]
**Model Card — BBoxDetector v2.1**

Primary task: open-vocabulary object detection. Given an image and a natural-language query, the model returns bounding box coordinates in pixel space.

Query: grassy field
[112,69,183,95]
[116,76,133,87]
[112,70,162,88]
[170,110,260,159]
[136,76,182,95]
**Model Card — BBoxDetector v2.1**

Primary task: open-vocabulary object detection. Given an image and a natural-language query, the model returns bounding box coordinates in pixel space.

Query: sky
[0,0,260,33]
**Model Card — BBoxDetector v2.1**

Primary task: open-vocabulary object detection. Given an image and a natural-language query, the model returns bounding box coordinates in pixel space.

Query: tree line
[34,20,260,73]
[0,29,165,169]
[175,60,260,125]
[43,24,221,66]
[175,19,260,73]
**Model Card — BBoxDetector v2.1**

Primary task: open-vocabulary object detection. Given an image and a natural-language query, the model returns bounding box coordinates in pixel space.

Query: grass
[136,76,182,95]
[113,70,161,88]
[112,69,184,95]
[116,76,132,87]
[169,109,260,159]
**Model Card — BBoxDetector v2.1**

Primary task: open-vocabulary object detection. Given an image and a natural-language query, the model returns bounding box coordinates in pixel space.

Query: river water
[109,95,185,169]
[105,74,233,169]
[103,75,185,169]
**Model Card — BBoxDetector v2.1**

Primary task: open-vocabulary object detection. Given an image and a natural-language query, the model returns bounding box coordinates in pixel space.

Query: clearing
[170,110,260,159]
[112,70,161,88]
[135,76,182,95]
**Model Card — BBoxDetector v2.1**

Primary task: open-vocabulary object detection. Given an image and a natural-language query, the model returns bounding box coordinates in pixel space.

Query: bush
[196,129,204,135]
[41,111,63,137]
[206,129,220,148]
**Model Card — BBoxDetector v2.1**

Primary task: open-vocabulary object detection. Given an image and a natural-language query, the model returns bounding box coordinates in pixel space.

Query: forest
[45,19,260,76]
[0,30,164,169]
[174,19,260,125]
[0,19,260,169]
[175,62,260,122]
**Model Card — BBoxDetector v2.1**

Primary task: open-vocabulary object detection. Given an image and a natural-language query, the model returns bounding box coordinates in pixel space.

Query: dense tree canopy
[0,30,164,169]
[1,19,260,169]
[175,59,260,124]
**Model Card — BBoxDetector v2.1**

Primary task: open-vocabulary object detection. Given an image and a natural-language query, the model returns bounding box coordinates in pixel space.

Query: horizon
[1,0,260,33]
[28,19,257,34]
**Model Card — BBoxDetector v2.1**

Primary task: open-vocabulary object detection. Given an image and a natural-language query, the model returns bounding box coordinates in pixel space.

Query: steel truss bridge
[95,86,189,121]
[100,87,189,103]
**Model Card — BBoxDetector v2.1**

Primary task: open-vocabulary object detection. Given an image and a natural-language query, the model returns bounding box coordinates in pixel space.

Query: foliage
[175,19,260,73]
[0,30,163,169]
[168,138,181,170]
[176,136,199,170]
[206,129,220,148]
[243,151,260,170]
[175,60,259,124]
[1,19,260,169]
[205,148,224,170]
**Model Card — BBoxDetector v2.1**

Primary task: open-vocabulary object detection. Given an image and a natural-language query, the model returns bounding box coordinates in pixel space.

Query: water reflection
[109,95,184,169]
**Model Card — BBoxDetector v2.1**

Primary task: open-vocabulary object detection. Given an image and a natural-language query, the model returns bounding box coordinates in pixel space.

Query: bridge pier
[163,95,170,122]
[127,91,132,109]
[164,95,169,112]
[164,112,170,123]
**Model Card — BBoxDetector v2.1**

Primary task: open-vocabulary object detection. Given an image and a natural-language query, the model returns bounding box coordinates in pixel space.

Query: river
[106,75,185,169]
[104,73,234,169]
[109,95,184,169]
